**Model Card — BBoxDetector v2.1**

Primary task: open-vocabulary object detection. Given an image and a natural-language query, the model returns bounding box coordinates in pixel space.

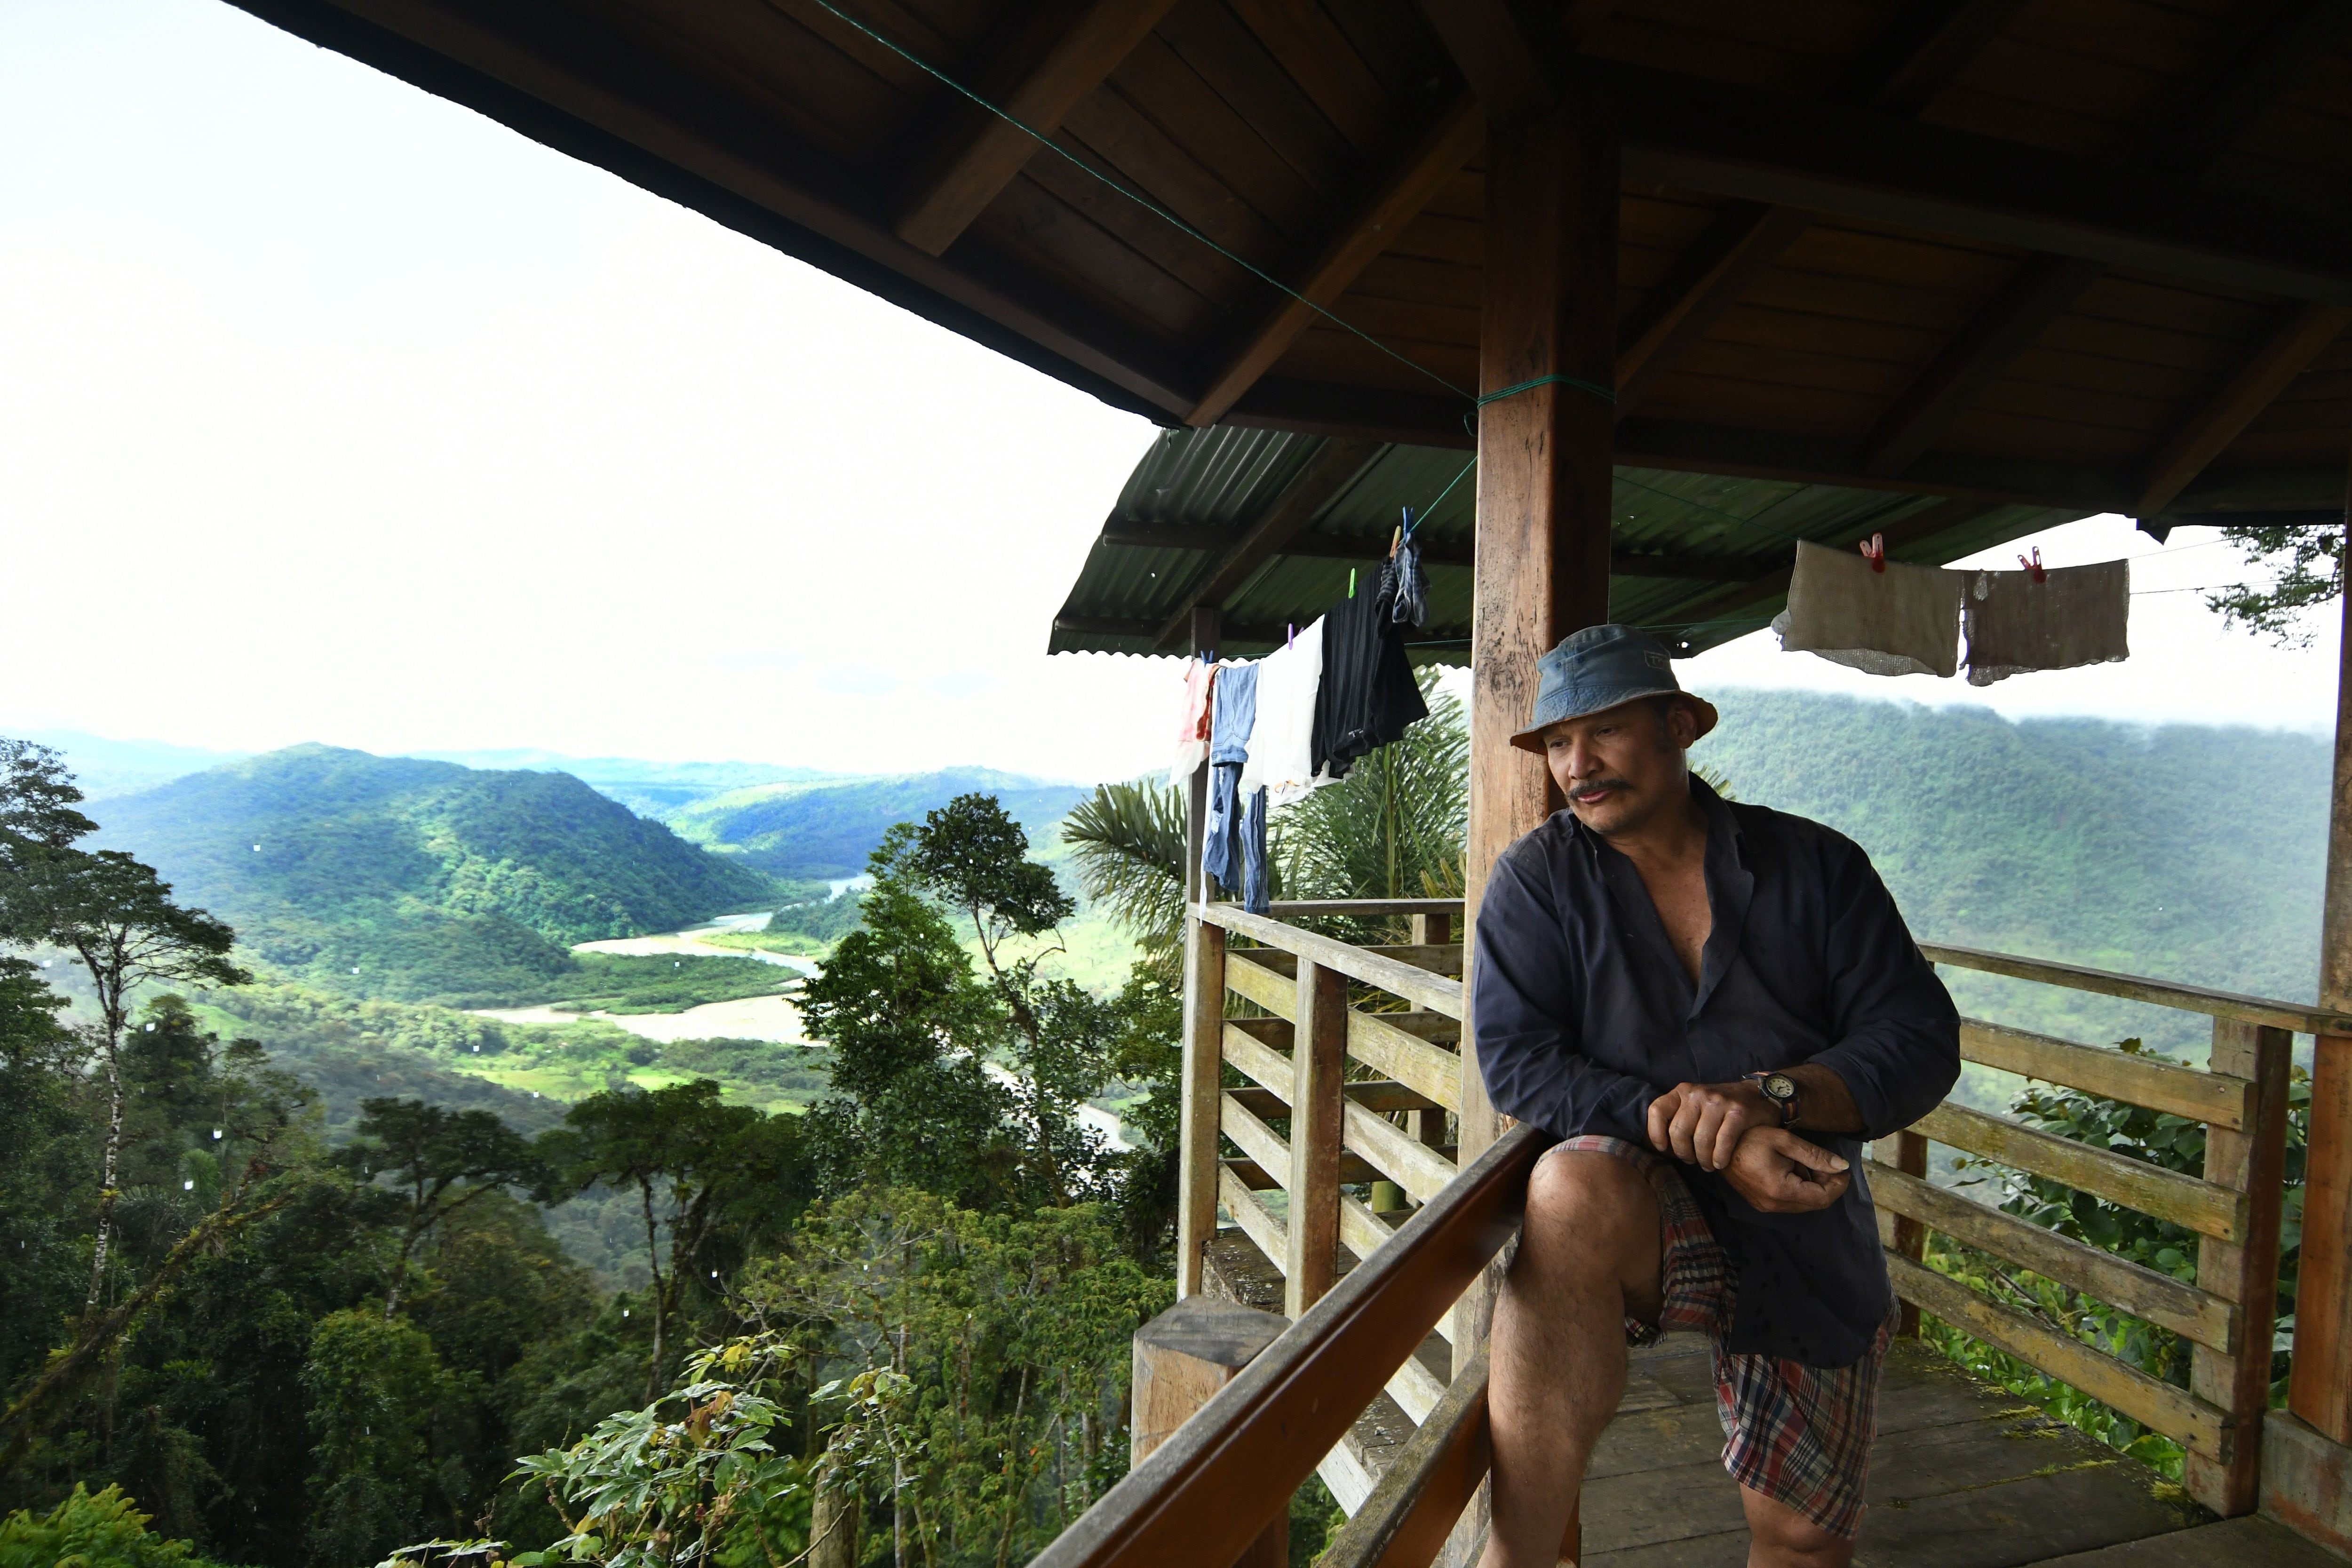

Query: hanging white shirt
[1239,617,1325,806]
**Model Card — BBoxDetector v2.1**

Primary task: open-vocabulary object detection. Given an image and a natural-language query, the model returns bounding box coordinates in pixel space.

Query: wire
[798,0,1470,405]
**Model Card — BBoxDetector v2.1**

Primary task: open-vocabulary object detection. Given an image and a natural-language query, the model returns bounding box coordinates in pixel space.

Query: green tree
[538,1082,807,1399]
[302,1308,462,1568]
[2202,522,2341,642]
[795,840,1022,1210]
[340,1099,547,1314]
[745,1187,1169,1566]
[890,797,1124,1208]
[0,772,252,1310]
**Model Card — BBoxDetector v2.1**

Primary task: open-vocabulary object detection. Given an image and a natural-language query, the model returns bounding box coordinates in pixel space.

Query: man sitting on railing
[1470,625,1960,1568]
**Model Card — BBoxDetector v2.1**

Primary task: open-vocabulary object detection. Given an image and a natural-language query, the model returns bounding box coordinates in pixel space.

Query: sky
[0,0,2342,786]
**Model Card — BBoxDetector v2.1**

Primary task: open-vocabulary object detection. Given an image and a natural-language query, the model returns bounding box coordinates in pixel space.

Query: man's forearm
[1785,1063,1863,1134]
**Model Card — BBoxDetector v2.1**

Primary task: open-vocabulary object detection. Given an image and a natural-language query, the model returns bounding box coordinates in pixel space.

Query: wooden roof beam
[1617,1,2038,416]
[892,0,1181,257]
[1858,0,2352,480]
[1152,439,1384,647]
[1863,255,2103,476]
[2135,304,2352,517]
[1415,0,1553,129]
[1186,96,1484,429]
[1186,4,1628,429]
[1604,61,2352,306]
[1615,204,1814,413]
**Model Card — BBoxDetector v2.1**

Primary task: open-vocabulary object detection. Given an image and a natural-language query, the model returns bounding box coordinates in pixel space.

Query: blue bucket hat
[1508,624,1719,753]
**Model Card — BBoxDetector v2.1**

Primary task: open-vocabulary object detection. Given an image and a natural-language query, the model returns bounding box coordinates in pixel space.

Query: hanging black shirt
[1471,777,1960,1367]
[1311,577,1426,779]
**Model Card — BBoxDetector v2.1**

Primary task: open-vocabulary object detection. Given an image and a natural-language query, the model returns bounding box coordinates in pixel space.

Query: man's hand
[1723,1127,1851,1213]
[1646,1079,1774,1171]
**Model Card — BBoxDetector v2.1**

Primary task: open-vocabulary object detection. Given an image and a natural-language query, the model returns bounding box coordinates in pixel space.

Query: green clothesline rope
[1476,372,1617,406]
[800,0,1471,407]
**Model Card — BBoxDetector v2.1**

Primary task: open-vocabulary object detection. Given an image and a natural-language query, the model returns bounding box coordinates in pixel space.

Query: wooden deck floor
[1584,1334,2337,1567]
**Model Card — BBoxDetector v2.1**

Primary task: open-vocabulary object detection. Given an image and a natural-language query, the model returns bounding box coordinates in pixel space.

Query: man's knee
[1740,1488,1852,1567]
[1521,1150,1656,1264]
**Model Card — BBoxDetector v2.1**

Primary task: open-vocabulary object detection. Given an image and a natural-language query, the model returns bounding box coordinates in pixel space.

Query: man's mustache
[1569,777,1635,802]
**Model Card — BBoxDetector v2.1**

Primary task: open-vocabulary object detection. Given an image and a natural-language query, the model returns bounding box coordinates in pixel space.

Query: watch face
[1763,1073,1797,1100]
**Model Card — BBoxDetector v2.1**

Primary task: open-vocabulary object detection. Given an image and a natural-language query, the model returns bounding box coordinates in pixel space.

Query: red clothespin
[1858,533,1887,573]
[2018,546,2047,583]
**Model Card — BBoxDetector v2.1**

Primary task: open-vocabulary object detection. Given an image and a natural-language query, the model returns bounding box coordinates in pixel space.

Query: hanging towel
[1240,618,1325,806]
[1773,539,1963,679]
[1963,559,2131,686]
[1312,580,1428,780]
[1168,658,1215,788]
[1200,663,1260,892]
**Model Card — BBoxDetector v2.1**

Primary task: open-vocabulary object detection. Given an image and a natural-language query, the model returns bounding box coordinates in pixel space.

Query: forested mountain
[92,746,779,1005]
[669,766,1089,879]
[1697,690,2329,1054]
[409,749,844,817]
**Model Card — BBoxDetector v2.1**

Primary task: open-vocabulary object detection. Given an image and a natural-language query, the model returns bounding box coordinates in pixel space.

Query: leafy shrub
[0,1485,230,1568]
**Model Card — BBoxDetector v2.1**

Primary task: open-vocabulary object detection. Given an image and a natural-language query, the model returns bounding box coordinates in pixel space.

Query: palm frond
[1059,779,1189,961]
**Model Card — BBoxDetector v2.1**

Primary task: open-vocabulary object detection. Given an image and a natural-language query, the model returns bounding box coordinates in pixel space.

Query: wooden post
[1411,910,1452,947]
[1176,605,1226,1300]
[1132,1296,1290,1568]
[1458,86,1619,1329]
[1288,958,1349,1319]
[2296,510,2352,1447]
[2185,1020,2292,1515]
[1184,605,1222,905]
[1177,918,1228,1299]
[1889,1129,1929,1339]
[1445,87,1618,1568]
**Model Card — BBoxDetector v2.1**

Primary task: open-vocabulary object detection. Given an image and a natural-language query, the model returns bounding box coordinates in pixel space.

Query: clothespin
[2018,546,2047,583]
[1349,567,1358,598]
[1858,533,1887,573]
[1287,622,1295,649]
[1389,525,1402,558]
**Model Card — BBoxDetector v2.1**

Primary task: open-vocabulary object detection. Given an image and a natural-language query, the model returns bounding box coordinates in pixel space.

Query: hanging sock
[1383,513,1428,629]
[1963,557,2130,685]
[1773,539,1963,678]
[1168,658,1216,788]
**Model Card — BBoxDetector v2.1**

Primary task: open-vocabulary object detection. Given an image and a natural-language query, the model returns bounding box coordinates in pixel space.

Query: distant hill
[408,749,846,818]
[1697,690,2328,1055]
[21,728,251,798]
[92,745,780,1006]
[669,767,1091,880]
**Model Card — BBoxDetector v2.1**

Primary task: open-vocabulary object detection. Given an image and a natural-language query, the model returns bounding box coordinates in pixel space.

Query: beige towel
[1963,560,2130,686]
[1773,540,1963,679]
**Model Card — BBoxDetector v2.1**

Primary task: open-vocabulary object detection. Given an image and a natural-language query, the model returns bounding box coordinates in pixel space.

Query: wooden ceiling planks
[222,0,2352,522]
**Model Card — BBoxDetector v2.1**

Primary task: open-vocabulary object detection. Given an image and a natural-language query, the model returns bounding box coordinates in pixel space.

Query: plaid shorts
[1543,1135,1896,1541]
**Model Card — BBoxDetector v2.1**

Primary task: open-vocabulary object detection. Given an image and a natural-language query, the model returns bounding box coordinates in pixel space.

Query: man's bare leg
[1479,1150,1664,1568]
[1740,1486,1852,1568]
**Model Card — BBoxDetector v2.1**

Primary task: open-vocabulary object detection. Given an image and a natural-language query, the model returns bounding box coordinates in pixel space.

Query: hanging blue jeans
[1201,663,1260,898]
[1240,784,1270,914]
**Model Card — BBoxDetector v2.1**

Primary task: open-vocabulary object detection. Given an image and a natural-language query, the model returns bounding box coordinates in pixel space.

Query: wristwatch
[1744,1071,1801,1127]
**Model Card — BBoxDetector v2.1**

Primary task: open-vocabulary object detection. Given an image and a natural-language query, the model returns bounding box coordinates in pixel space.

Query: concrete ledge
[2263,1411,2352,1559]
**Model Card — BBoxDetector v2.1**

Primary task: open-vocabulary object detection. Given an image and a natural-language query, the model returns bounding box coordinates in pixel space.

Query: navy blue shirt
[1472,777,1959,1367]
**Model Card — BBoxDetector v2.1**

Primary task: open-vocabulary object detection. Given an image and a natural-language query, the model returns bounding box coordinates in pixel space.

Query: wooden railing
[1883,942,2330,1516]
[1034,911,2333,1568]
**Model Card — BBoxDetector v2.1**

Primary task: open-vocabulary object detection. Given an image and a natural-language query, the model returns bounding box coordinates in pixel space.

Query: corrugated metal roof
[1049,428,2083,663]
